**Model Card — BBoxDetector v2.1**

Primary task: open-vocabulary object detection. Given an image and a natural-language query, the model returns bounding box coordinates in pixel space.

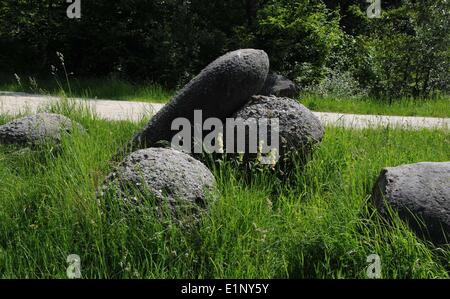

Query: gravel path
[1,91,448,130]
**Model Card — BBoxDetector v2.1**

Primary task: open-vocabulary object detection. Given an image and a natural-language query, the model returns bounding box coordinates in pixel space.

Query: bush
[0,0,448,99]
[302,69,368,99]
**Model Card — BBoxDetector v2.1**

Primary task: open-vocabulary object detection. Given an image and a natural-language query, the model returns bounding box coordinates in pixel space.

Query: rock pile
[131,49,270,150]
[104,48,324,223]
[260,73,299,98]
[127,48,322,164]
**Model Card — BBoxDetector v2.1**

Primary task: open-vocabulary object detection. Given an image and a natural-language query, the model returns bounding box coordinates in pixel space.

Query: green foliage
[0,0,449,98]
[367,0,450,98]
[256,0,343,86]
[303,69,368,98]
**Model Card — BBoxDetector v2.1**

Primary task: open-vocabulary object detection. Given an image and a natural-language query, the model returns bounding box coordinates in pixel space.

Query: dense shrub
[0,0,448,98]
[367,0,450,98]
[303,69,368,99]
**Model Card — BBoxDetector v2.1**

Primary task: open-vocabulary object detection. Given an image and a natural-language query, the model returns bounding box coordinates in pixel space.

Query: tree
[368,0,450,98]
[255,0,343,86]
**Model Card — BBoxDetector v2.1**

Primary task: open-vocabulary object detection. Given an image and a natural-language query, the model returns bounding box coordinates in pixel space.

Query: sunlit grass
[0,101,449,278]
[0,75,173,104]
[300,95,450,118]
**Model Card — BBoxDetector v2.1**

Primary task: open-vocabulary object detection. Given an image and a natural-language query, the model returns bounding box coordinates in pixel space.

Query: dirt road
[1,91,448,130]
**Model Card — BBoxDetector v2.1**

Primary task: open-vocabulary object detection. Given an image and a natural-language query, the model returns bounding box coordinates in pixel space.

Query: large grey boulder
[372,162,450,244]
[102,148,216,224]
[131,49,270,150]
[228,95,324,164]
[260,73,299,98]
[0,113,84,147]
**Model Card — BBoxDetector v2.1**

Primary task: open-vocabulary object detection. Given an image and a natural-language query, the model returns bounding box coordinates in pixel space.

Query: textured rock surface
[131,49,270,149]
[0,113,84,146]
[102,148,216,224]
[260,73,299,98]
[230,95,324,160]
[372,162,450,244]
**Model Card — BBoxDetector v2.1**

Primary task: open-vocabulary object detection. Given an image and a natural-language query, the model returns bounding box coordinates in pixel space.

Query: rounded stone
[131,49,270,150]
[0,113,85,146]
[372,162,450,244]
[260,73,299,98]
[229,95,324,162]
[102,147,216,224]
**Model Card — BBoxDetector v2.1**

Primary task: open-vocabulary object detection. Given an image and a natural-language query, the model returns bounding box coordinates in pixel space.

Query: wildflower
[56,51,65,63]
[125,262,132,272]
[267,148,279,167]
[29,224,39,230]
[266,197,273,210]
[29,77,38,90]
[216,132,224,154]
[256,140,265,162]
[14,73,21,86]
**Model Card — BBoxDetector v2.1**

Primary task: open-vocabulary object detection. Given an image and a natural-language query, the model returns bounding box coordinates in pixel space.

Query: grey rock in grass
[131,49,270,150]
[260,73,299,98]
[0,113,85,147]
[229,95,324,162]
[102,147,216,224]
[372,162,450,244]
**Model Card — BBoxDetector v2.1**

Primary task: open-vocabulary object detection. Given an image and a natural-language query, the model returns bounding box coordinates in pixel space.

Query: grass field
[0,76,173,104]
[300,95,450,118]
[0,102,449,278]
[1,75,449,117]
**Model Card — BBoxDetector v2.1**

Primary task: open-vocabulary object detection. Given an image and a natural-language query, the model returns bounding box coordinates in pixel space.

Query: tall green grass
[0,75,173,103]
[0,102,449,278]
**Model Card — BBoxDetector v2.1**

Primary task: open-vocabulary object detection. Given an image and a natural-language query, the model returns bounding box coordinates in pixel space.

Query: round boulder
[228,95,324,165]
[131,49,270,150]
[102,147,216,224]
[260,73,299,98]
[372,162,450,244]
[0,113,85,147]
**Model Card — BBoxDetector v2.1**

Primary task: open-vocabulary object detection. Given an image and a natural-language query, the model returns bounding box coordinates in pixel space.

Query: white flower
[216,132,224,154]
[267,148,279,166]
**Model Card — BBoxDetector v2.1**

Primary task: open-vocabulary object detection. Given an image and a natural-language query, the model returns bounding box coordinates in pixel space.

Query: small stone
[260,73,299,98]
[0,113,85,147]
